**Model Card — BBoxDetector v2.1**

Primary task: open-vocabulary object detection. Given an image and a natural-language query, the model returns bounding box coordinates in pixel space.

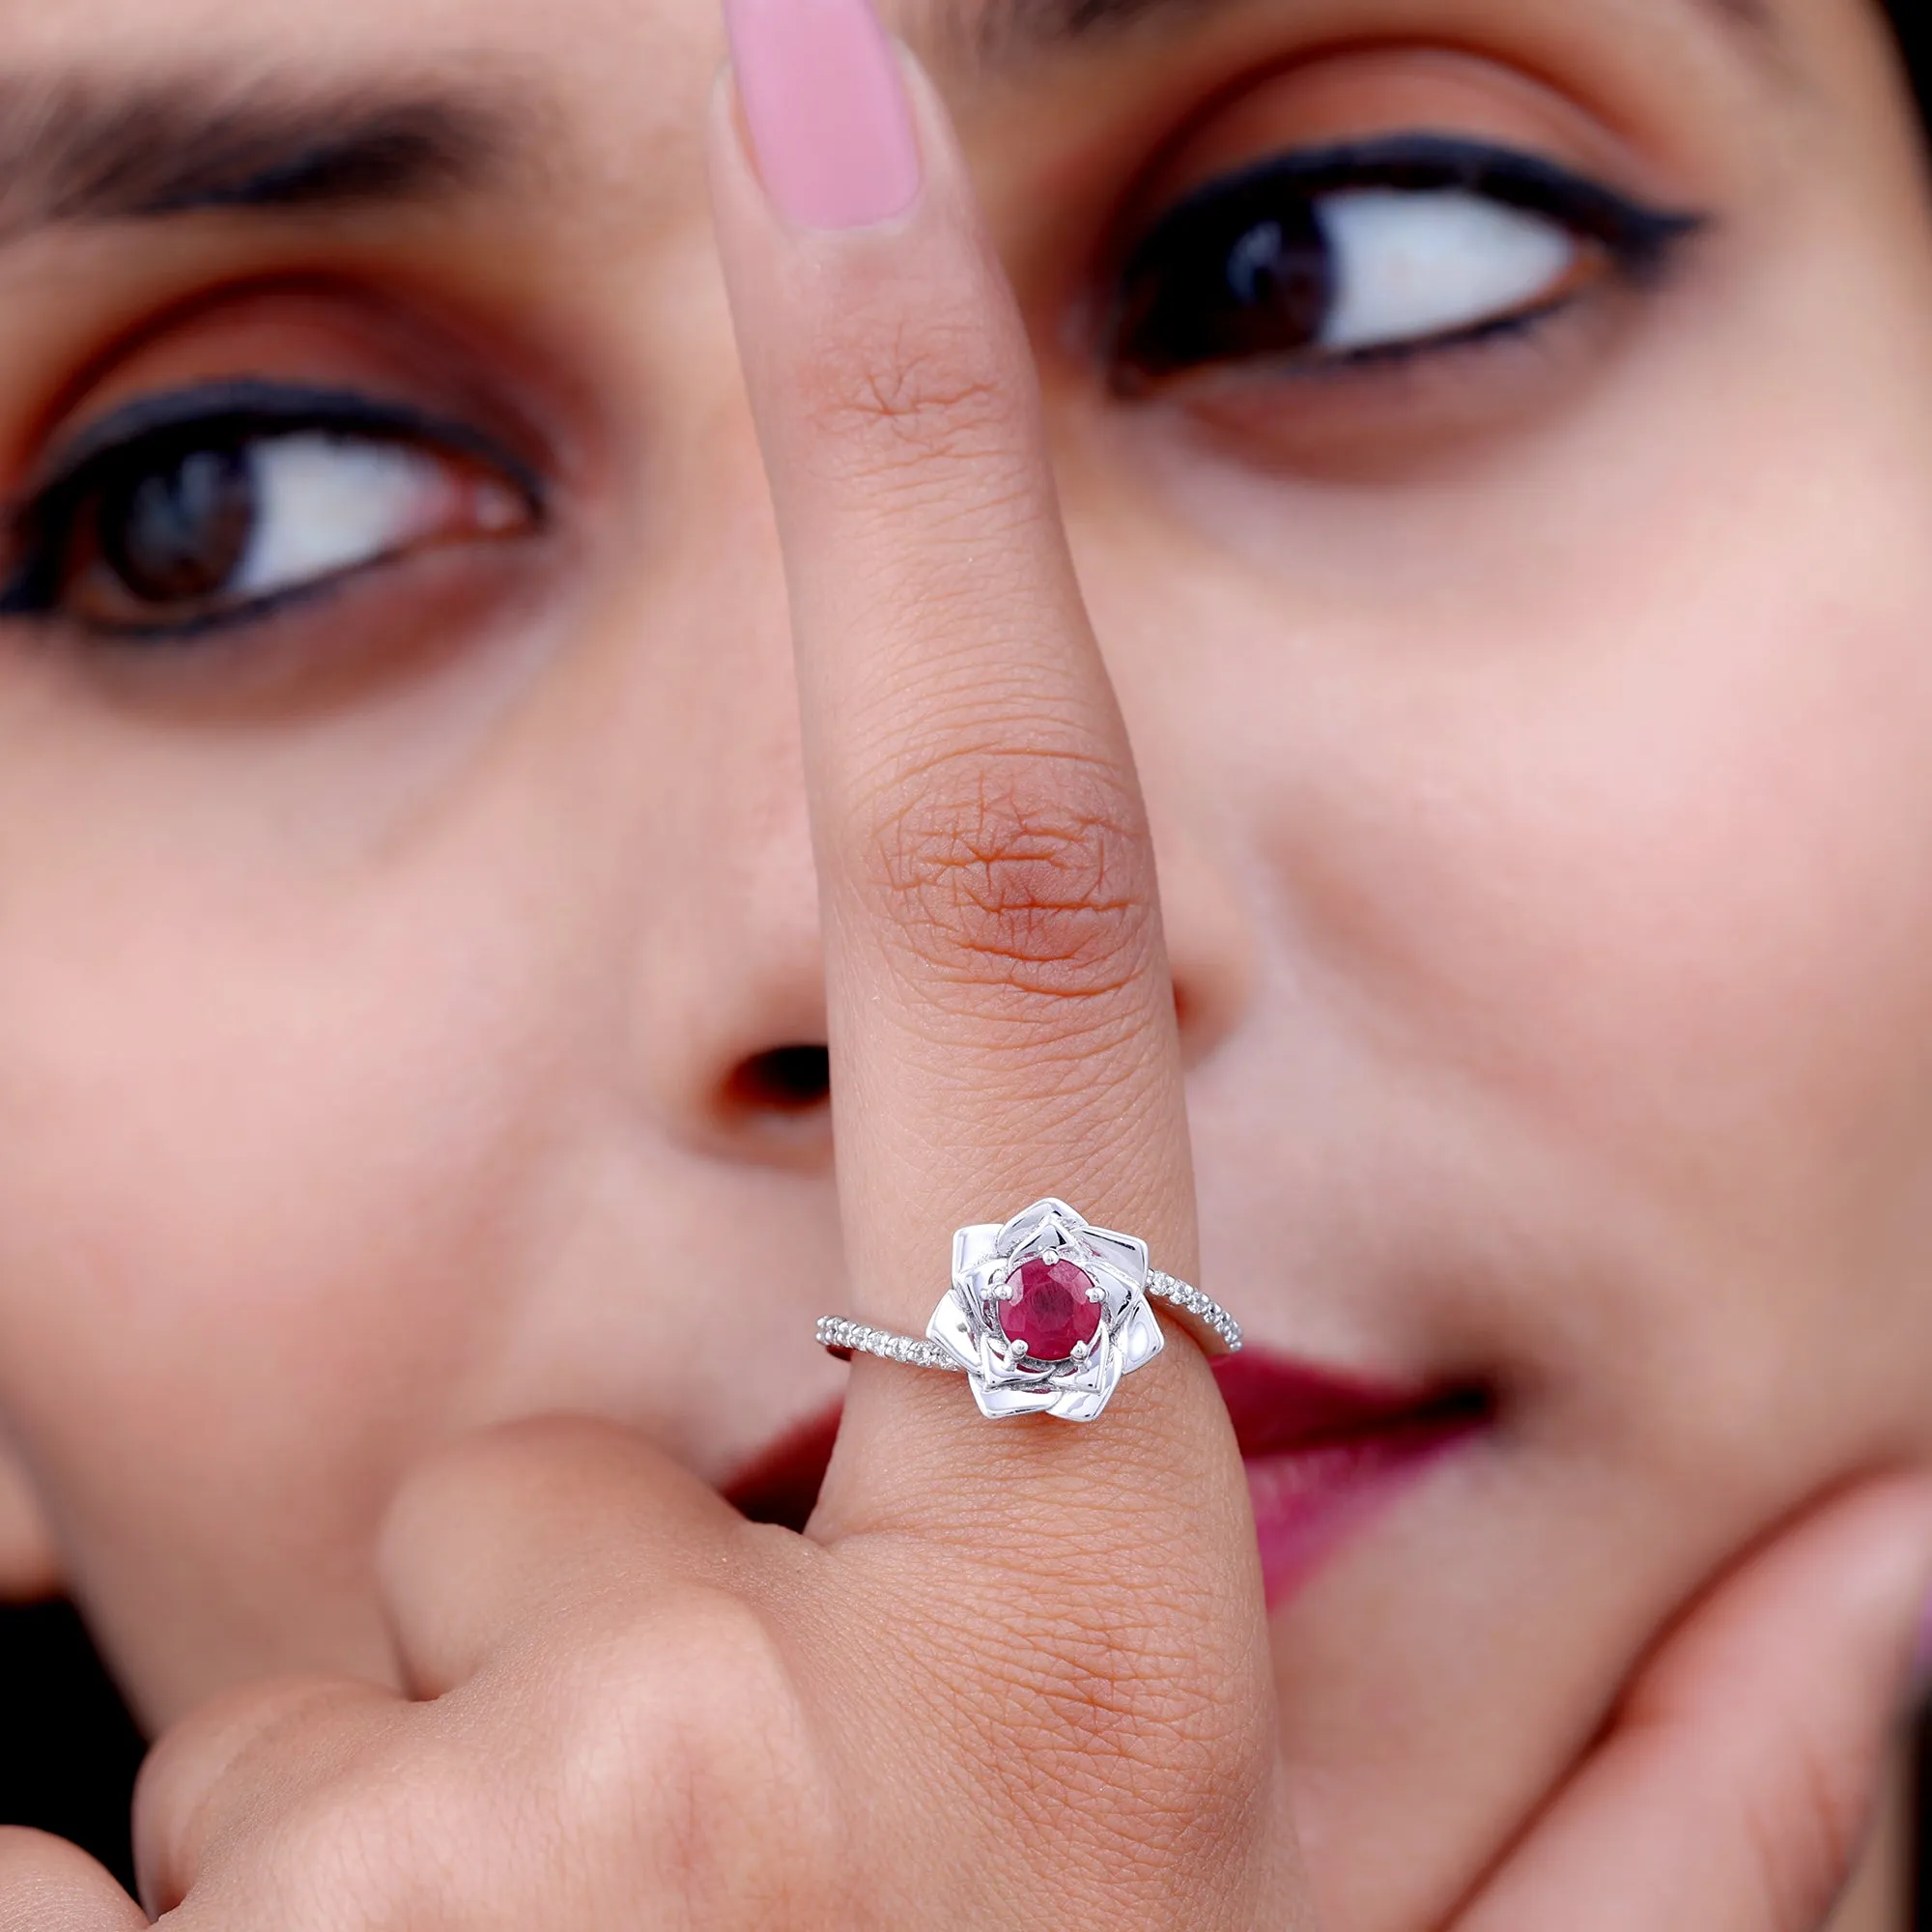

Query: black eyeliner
[1109,133,1708,388]
[0,378,546,621]
[1136,135,1706,270]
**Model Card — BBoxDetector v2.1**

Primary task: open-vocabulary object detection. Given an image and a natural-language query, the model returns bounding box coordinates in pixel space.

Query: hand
[6,1474,1927,1932]
[4,9,1930,1927]
[2,15,1304,1927]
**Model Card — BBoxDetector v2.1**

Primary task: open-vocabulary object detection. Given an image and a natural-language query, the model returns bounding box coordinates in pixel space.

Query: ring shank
[815,1319,963,1371]
[1146,1271,1243,1354]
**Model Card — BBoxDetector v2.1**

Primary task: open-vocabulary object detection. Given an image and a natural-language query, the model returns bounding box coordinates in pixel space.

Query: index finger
[710,1,1249,1557]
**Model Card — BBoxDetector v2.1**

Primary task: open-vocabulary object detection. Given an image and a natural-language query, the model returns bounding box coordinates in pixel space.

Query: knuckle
[867,752,1157,1009]
[135,1675,381,1916]
[233,1745,474,1924]
[381,1422,541,1563]
[219,1600,840,1925]
[380,1415,641,1586]
[802,314,1022,479]
[544,1594,839,1913]
[394,1414,614,1518]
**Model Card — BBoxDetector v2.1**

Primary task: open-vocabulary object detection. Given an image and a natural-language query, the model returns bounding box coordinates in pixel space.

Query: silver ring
[816,1198,1241,1423]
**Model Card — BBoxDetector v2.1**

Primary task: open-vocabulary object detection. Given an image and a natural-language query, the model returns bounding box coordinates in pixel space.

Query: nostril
[727,1044,832,1114]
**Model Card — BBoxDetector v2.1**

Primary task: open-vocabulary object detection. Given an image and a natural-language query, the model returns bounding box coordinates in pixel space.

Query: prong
[1087,1285,1106,1302]
[1069,1340,1090,1362]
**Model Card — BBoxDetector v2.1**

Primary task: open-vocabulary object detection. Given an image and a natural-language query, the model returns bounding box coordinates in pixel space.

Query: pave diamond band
[816,1200,1242,1424]
[815,1319,962,1373]
[1147,1270,1243,1353]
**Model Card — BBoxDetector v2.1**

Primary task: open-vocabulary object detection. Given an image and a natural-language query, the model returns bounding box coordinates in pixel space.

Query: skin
[0,0,1926,1921]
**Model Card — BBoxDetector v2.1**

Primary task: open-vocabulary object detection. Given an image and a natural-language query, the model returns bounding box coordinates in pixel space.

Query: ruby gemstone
[999,1258,1103,1362]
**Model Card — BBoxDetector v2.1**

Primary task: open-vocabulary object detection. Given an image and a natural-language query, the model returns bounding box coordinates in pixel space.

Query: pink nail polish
[724,0,923,229]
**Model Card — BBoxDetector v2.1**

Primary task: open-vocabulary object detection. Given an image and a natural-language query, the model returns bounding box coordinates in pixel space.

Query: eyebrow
[963,0,1774,59]
[0,78,512,241]
[0,0,1777,240]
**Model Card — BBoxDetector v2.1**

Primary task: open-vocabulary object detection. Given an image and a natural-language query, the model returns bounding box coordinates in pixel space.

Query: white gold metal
[815,1198,1242,1424]
[813,1319,959,1374]
[1145,1269,1243,1354]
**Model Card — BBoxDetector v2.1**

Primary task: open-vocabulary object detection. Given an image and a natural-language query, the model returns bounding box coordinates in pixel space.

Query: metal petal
[970,1375,1062,1419]
[1000,1198,1082,1258]
[952,1223,1004,1282]
[1048,1321,1116,1397]
[978,1332,1037,1386]
[925,1288,981,1373]
[1114,1293,1166,1374]
[1047,1360,1122,1421]
[1081,1224,1151,1290]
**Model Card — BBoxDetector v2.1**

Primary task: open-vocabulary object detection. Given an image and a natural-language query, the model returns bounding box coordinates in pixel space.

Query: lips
[725,1405,846,1535]
[1214,1353,1490,1605]
[726,1352,1488,1605]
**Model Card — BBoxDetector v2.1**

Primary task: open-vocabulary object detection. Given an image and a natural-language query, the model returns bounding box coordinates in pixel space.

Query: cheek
[1071,411,1932,1932]
[1074,220,1932,1445]
[1378,552,1932,1261]
[0,812,553,1719]
[1197,470,1932,1447]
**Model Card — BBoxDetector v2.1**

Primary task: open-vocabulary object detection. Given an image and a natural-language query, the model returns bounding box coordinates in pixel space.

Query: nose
[611,693,1254,1165]
[598,494,835,1169]
[626,758,834,1167]
[598,636,1256,1167]
[577,416,1254,1168]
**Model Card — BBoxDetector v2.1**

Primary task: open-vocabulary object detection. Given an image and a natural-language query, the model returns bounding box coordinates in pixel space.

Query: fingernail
[723,0,923,229]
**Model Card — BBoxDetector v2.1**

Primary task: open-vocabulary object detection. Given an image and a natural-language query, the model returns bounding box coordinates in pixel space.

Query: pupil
[1113,189,1333,388]
[99,445,255,605]
[1226,220,1290,303]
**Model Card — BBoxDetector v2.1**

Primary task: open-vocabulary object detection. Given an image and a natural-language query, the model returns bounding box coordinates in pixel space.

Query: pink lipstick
[728,1355,1489,1605]
[1214,1353,1488,1605]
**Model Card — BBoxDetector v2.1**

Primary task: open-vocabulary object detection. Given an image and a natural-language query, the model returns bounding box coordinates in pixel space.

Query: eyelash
[1106,133,1704,392]
[0,139,1695,647]
[0,380,544,643]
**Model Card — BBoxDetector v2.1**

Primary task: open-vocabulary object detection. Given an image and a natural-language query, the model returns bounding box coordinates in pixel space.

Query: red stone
[999,1258,1102,1361]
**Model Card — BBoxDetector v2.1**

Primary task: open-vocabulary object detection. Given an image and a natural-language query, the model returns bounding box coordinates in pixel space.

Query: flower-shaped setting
[926,1199,1167,1422]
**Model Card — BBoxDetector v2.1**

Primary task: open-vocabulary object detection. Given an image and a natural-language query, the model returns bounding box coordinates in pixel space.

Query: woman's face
[0,0,1927,1922]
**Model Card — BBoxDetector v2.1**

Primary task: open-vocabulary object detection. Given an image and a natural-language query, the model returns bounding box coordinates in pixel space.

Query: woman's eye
[2,385,541,639]
[1313,190,1576,355]
[1109,135,1701,391]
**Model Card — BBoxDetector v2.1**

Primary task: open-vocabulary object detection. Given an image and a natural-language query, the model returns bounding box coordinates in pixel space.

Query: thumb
[1455,1473,1932,1932]
[0,1830,145,1931]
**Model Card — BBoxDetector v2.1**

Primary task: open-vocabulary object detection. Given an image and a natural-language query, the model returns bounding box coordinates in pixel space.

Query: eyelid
[0,378,548,622]
[1106,132,1707,383]
[13,378,547,511]
[1122,132,1705,278]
